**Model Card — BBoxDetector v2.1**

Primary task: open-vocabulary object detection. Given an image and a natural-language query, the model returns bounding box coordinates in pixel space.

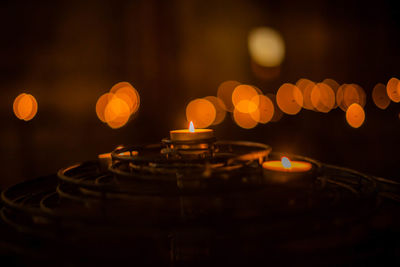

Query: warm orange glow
[248,27,285,67]
[296,79,315,110]
[186,98,216,128]
[13,93,38,121]
[111,82,140,115]
[250,94,274,124]
[310,83,335,112]
[322,78,340,108]
[235,99,259,114]
[96,82,140,129]
[386,77,400,103]
[204,96,226,125]
[217,80,241,112]
[322,78,340,94]
[189,121,195,132]
[232,85,260,112]
[372,83,390,110]
[281,156,291,169]
[233,108,258,129]
[276,83,303,115]
[96,93,114,123]
[353,84,366,107]
[104,96,131,129]
[343,84,360,108]
[24,94,38,121]
[337,84,365,111]
[346,103,365,128]
[170,127,214,141]
[262,160,312,172]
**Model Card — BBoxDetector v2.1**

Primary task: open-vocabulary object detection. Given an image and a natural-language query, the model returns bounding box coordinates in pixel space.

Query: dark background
[1,0,399,189]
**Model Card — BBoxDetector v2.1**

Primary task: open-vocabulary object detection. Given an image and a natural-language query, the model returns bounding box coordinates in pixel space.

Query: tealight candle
[262,156,312,173]
[170,121,214,141]
[262,156,314,185]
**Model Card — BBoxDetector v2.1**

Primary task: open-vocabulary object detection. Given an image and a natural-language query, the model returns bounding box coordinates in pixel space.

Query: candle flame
[189,121,195,132]
[281,156,292,169]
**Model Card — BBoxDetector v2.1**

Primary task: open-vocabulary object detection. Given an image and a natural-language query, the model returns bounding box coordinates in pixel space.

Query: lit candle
[262,156,312,173]
[262,156,314,184]
[170,121,214,141]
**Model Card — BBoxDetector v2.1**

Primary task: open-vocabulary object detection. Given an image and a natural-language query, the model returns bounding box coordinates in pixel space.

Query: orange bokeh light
[337,84,365,111]
[322,78,340,108]
[96,93,114,123]
[96,82,141,129]
[204,96,226,125]
[276,83,303,115]
[104,96,131,129]
[13,93,38,121]
[217,80,241,112]
[310,83,335,112]
[386,77,400,103]
[346,103,365,128]
[250,94,274,124]
[296,78,316,110]
[233,107,258,129]
[232,84,260,112]
[110,82,140,115]
[372,83,390,110]
[186,98,216,128]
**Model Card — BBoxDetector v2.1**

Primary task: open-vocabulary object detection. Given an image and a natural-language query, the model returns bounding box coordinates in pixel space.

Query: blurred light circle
[343,84,360,108]
[248,27,285,67]
[250,94,274,124]
[233,107,258,129]
[346,103,365,128]
[110,81,140,115]
[13,93,26,120]
[104,96,131,129]
[96,93,114,123]
[203,96,226,125]
[13,93,38,121]
[386,77,400,103]
[235,100,259,114]
[352,84,366,107]
[337,84,364,111]
[217,80,241,112]
[322,78,340,108]
[17,94,33,119]
[232,84,260,112]
[24,94,38,121]
[372,83,390,110]
[310,83,335,112]
[296,78,316,110]
[276,83,303,115]
[186,98,216,128]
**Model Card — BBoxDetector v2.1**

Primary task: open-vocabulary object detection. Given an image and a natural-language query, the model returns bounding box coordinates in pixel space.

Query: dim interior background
[1,0,399,189]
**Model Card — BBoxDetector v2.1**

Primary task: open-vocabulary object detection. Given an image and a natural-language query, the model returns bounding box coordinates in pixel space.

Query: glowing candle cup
[170,121,214,142]
[262,156,314,185]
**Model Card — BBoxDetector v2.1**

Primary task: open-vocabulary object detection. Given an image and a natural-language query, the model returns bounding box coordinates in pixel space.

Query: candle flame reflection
[281,156,291,169]
[189,121,195,132]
